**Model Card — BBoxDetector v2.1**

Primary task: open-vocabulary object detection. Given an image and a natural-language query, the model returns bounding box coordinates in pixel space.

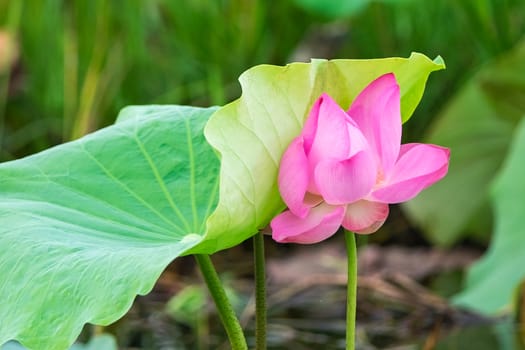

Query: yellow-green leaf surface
[0,106,219,349]
[454,118,525,314]
[197,53,444,253]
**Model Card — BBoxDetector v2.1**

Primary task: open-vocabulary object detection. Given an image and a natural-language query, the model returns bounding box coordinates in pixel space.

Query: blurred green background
[1,0,523,160]
[2,0,525,348]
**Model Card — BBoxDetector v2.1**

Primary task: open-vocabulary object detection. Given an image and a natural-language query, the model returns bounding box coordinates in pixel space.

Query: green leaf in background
[1,334,117,350]
[403,40,525,246]
[166,285,207,326]
[0,106,219,349]
[291,0,416,19]
[292,0,371,18]
[430,321,518,350]
[197,53,444,253]
[69,334,117,350]
[453,117,525,314]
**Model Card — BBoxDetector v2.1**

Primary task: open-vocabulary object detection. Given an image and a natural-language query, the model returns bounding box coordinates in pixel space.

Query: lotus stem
[344,230,358,350]
[195,254,247,350]
[253,231,267,349]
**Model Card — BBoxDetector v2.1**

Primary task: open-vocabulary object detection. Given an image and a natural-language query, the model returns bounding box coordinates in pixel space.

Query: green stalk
[195,254,247,350]
[253,231,267,349]
[344,231,358,350]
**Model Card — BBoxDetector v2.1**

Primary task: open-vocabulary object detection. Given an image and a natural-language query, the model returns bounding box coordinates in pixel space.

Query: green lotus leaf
[196,53,444,254]
[454,117,525,314]
[0,106,219,349]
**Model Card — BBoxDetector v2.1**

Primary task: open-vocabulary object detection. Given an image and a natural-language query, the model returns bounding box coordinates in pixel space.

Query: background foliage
[1,0,524,161]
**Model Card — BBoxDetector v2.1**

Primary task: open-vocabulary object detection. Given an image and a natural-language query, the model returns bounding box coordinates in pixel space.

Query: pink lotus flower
[271,73,450,244]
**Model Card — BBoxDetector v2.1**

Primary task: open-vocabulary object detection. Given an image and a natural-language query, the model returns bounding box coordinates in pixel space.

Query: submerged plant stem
[253,231,267,349]
[195,254,247,350]
[345,230,357,350]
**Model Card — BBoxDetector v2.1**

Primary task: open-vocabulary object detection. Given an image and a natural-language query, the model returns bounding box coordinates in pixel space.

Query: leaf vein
[185,118,199,232]
[80,143,187,234]
[131,135,193,233]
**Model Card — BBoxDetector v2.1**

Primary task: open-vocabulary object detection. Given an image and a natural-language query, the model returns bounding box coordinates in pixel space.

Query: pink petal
[301,95,323,154]
[347,73,401,177]
[305,94,352,165]
[271,203,345,244]
[314,149,377,205]
[278,137,311,218]
[302,94,371,194]
[342,200,389,234]
[371,143,450,203]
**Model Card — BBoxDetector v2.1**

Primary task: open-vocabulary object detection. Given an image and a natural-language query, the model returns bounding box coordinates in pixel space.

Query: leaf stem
[344,230,358,350]
[195,254,247,350]
[253,231,267,349]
